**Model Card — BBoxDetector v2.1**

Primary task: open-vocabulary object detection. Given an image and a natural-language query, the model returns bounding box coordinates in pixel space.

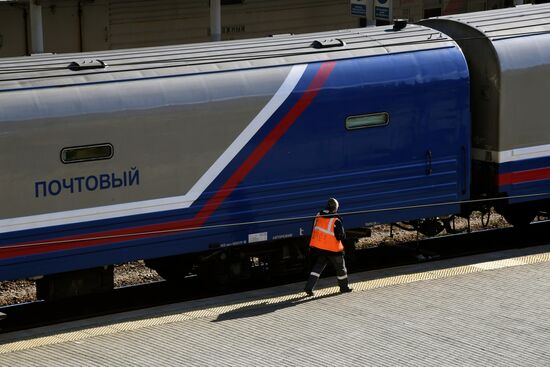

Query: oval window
[61,144,113,164]
[345,113,389,130]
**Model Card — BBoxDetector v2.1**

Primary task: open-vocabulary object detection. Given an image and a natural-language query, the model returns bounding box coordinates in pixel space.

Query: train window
[345,113,389,130]
[61,144,113,164]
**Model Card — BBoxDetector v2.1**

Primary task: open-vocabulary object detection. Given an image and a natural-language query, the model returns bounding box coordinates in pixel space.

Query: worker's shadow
[212,292,340,322]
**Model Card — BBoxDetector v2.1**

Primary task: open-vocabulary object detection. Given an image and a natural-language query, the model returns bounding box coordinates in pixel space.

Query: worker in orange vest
[304,198,352,297]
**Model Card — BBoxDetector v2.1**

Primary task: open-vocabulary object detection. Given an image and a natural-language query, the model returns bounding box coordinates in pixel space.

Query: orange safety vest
[309,215,344,252]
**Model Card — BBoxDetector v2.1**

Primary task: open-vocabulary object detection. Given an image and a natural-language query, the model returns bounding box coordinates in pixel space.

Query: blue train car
[0,23,470,284]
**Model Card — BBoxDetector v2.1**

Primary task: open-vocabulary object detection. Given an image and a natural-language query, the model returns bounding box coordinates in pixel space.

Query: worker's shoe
[304,289,314,297]
[340,286,353,293]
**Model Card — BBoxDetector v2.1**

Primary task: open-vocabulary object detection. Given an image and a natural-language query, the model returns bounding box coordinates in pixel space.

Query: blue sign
[351,4,367,17]
[375,6,389,19]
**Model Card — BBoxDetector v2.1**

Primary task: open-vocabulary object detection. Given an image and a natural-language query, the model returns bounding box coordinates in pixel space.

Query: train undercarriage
[32,200,549,302]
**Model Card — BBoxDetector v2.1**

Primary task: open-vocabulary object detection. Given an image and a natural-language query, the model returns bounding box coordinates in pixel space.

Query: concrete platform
[2,245,550,366]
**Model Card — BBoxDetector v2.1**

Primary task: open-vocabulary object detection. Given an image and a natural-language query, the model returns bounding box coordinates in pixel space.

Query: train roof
[420,3,550,154]
[422,3,550,40]
[0,23,456,92]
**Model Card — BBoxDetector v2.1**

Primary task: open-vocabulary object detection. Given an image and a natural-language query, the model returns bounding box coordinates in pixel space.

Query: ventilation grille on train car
[68,60,107,71]
[311,39,345,49]
[393,19,408,31]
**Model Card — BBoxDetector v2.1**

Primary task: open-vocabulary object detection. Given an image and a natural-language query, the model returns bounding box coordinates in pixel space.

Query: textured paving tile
[1,245,550,366]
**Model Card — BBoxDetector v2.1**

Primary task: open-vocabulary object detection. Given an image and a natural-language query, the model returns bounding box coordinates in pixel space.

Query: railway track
[1,220,549,333]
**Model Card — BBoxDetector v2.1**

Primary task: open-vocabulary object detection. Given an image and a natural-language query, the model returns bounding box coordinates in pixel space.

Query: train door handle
[426,150,432,175]
[462,145,467,194]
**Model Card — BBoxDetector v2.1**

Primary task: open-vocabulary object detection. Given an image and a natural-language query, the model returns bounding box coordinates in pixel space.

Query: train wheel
[195,249,252,285]
[501,205,537,228]
[144,255,195,282]
[36,266,114,301]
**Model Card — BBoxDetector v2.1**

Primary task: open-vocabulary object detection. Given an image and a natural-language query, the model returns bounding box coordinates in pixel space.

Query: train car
[0,23,470,294]
[421,3,550,225]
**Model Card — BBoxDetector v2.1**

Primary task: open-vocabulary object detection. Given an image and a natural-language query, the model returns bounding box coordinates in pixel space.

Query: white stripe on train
[472,144,550,163]
[0,64,308,234]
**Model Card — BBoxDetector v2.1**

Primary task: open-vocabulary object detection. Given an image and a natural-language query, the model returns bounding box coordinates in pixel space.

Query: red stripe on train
[0,61,337,260]
[498,167,550,186]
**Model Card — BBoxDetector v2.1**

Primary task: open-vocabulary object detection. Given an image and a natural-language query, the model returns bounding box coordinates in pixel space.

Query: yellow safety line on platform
[1,250,550,354]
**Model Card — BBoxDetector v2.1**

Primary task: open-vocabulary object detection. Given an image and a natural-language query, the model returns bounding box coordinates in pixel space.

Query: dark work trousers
[304,249,349,292]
